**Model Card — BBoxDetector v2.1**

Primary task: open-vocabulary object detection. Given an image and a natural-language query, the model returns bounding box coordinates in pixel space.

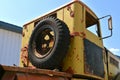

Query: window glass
[110,57,119,68]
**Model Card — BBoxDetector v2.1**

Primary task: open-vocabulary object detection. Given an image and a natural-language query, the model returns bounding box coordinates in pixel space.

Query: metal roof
[0,21,22,34]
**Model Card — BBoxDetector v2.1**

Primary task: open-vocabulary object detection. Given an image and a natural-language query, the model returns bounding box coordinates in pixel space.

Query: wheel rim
[34,25,55,58]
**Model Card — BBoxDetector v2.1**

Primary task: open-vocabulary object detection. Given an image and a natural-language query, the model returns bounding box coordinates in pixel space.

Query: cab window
[86,11,101,37]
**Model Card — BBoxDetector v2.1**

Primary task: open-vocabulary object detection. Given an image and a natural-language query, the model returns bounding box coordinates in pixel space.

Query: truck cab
[18,0,119,80]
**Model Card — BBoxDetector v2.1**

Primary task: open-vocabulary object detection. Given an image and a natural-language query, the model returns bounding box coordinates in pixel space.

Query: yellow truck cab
[0,0,119,80]
[19,0,120,80]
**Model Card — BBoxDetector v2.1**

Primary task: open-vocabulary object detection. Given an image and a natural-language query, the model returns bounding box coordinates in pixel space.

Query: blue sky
[0,0,120,55]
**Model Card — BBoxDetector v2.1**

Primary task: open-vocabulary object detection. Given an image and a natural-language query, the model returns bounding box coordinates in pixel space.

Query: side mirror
[99,15,113,39]
[108,17,113,30]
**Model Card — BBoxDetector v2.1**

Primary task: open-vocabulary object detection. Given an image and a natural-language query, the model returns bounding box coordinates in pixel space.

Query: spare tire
[28,17,70,69]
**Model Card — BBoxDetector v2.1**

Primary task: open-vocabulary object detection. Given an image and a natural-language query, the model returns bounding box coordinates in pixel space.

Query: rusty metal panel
[1,72,70,80]
[0,65,72,80]
[1,72,16,80]
[16,73,69,80]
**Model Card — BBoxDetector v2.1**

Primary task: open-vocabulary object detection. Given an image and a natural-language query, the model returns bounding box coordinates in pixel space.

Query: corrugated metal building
[0,21,22,66]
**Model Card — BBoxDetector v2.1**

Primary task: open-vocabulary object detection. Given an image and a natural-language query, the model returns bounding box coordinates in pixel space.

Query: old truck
[0,0,120,80]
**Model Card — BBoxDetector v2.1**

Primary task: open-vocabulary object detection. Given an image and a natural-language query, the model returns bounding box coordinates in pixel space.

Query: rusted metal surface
[15,73,69,80]
[0,65,72,80]
[70,32,86,38]
[65,67,74,74]
[21,46,29,67]
[22,31,25,37]
[1,72,70,80]
[1,72,16,80]
[67,6,74,17]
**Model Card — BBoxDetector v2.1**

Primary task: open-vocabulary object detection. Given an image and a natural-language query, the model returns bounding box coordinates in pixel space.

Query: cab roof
[24,0,98,26]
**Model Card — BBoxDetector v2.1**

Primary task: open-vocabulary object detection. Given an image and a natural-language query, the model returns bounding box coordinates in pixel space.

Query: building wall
[0,28,22,66]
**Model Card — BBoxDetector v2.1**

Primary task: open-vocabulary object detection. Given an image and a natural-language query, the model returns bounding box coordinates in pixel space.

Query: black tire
[28,17,70,69]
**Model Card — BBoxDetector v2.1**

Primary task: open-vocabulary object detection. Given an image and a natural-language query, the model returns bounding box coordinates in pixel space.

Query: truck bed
[0,65,72,80]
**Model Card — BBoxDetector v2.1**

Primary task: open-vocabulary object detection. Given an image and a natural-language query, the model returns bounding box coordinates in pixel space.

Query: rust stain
[24,25,27,29]
[65,67,74,74]
[21,45,29,67]
[22,31,25,37]
[70,32,86,39]
[21,45,36,68]
[73,48,76,55]
[80,32,86,39]
[70,32,80,37]
[84,63,94,75]
[67,6,74,17]
[74,48,76,50]
[76,54,80,61]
